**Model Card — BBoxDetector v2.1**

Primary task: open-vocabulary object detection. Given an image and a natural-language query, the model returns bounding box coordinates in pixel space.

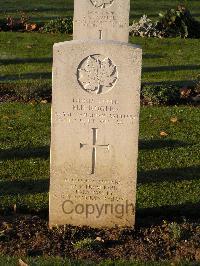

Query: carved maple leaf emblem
[78,55,118,94]
[90,0,114,8]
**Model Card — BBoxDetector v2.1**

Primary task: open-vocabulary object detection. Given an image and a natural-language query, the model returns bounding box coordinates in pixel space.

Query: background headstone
[73,0,130,42]
[50,40,142,228]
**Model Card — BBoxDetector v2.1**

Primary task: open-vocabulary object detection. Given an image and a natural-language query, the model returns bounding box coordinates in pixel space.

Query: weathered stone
[49,40,142,228]
[73,0,130,42]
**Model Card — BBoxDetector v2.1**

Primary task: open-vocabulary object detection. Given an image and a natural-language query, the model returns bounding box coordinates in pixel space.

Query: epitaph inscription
[77,54,118,94]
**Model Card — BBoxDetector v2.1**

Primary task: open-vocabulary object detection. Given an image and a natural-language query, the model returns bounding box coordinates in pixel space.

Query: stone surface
[49,40,142,228]
[73,0,130,42]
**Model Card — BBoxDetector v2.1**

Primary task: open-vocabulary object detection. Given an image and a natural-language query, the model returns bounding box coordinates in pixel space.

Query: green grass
[0,32,69,84]
[0,32,200,89]
[0,103,200,216]
[0,0,200,23]
[0,256,197,266]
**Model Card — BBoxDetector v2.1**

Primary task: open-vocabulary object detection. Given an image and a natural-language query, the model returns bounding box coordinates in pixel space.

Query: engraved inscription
[75,11,117,28]
[55,98,138,125]
[77,54,118,94]
[74,11,128,29]
[90,0,114,8]
[80,128,110,174]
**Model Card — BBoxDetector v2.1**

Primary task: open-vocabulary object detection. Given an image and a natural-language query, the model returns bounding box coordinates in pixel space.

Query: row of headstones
[50,0,142,228]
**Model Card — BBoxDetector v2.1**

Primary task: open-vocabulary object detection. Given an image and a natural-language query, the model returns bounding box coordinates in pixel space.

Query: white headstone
[49,40,142,228]
[73,0,130,42]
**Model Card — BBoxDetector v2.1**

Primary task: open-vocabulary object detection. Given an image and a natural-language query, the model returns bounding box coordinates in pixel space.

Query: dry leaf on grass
[180,87,191,99]
[41,100,48,104]
[19,259,28,266]
[170,117,178,123]
[160,131,168,137]
[25,23,37,31]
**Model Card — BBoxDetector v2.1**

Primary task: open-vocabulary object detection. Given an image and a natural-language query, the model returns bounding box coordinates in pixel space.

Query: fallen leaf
[25,23,37,31]
[2,222,12,230]
[95,236,104,242]
[160,131,168,137]
[180,87,191,99]
[41,100,48,104]
[170,117,178,123]
[19,259,28,266]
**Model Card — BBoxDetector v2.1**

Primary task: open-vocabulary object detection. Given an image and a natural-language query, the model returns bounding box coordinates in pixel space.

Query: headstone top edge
[53,40,141,50]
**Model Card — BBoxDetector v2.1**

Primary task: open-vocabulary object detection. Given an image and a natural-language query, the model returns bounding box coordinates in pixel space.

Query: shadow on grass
[0,58,52,65]
[138,166,200,184]
[143,64,200,73]
[0,179,49,196]
[0,146,50,161]
[142,80,195,86]
[139,139,189,150]
[1,7,73,13]
[0,72,51,81]
[137,202,200,224]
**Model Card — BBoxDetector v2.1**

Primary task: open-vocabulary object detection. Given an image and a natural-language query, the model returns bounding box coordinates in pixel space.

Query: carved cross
[99,30,103,40]
[80,128,110,174]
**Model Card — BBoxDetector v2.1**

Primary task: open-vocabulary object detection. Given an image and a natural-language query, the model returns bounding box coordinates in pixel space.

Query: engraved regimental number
[80,128,110,174]
[90,0,114,8]
[77,54,118,94]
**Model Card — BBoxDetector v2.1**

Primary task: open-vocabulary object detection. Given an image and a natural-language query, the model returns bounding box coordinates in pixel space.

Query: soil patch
[0,214,200,262]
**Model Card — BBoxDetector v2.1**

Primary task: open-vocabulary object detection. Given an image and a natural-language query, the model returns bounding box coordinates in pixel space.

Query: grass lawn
[0,103,200,216]
[0,257,197,266]
[0,257,198,266]
[0,0,200,23]
[0,32,200,90]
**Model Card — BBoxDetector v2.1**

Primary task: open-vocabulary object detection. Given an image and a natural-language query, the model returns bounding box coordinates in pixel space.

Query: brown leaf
[2,222,12,230]
[160,131,168,137]
[180,87,191,99]
[25,23,37,31]
[170,117,178,123]
[95,236,104,242]
[41,100,48,104]
[19,259,28,266]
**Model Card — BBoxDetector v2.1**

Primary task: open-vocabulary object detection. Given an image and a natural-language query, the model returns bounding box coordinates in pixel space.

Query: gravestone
[73,0,130,42]
[50,40,142,228]
[49,0,142,228]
